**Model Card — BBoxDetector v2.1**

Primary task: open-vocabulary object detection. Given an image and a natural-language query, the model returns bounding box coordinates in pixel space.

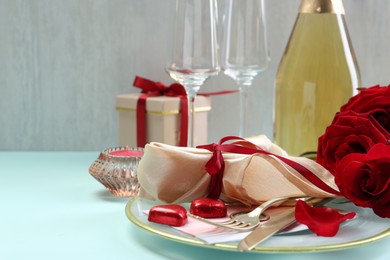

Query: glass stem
[238,83,249,138]
[186,87,197,147]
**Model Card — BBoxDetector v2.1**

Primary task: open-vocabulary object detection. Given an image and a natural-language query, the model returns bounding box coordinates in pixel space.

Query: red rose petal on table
[148,204,188,227]
[190,197,227,218]
[294,200,356,237]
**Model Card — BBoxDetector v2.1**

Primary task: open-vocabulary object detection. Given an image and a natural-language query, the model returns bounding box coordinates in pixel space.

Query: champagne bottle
[273,0,361,158]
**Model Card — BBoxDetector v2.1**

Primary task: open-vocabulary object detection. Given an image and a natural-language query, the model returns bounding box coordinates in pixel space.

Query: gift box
[116,93,211,147]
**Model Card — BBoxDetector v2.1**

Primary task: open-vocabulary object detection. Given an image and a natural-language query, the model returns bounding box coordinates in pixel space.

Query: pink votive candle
[89,145,144,197]
[109,146,144,157]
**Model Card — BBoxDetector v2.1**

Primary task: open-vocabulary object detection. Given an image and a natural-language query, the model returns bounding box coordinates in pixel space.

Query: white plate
[125,197,390,253]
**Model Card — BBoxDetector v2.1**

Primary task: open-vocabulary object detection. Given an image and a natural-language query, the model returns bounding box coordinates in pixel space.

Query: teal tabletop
[1,152,389,260]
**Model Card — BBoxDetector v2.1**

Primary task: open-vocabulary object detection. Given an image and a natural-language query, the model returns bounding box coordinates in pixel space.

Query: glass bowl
[89,146,144,197]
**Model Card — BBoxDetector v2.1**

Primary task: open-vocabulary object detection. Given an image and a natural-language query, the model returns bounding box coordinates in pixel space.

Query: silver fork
[187,196,310,231]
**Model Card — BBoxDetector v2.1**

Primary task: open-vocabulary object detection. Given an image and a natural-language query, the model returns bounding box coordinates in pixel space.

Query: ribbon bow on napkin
[137,135,340,205]
[198,136,341,199]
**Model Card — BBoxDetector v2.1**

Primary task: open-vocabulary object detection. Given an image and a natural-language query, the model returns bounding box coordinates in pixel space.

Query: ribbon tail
[136,94,148,148]
[205,149,225,199]
[198,90,239,97]
[178,96,188,147]
[207,169,224,199]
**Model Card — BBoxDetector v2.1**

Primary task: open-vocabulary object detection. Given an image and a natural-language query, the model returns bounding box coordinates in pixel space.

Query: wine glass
[221,0,269,137]
[166,0,219,147]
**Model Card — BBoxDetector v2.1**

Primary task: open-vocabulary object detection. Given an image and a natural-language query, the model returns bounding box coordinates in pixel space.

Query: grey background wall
[1,0,389,151]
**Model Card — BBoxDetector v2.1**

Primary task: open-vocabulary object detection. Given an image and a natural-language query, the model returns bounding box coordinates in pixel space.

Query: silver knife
[237,206,296,251]
[237,198,329,251]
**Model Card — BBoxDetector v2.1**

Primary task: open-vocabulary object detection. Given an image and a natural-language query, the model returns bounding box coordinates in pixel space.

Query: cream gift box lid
[116,93,211,114]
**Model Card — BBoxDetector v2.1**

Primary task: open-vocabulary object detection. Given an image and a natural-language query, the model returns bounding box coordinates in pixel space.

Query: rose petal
[373,198,390,218]
[295,200,356,237]
[341,85,390,113]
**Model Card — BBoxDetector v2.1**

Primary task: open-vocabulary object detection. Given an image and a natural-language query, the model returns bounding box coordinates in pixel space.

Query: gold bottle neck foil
[299,0,345,14]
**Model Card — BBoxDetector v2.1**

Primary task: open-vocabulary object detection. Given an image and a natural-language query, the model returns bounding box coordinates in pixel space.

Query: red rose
[335,143,390,218]
[341,85,390,132]
[317,110,390,175]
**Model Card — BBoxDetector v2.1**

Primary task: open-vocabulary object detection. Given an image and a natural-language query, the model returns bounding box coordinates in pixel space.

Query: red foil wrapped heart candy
[190,197,227,218]
[148,204,188,226]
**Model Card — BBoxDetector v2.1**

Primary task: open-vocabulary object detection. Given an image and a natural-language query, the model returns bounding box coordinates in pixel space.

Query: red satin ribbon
[197,136,342,199]
[133,76,238,148]
[133,76,188,147]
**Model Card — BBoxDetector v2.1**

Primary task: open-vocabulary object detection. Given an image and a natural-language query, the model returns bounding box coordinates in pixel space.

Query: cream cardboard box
[116,93,211,147]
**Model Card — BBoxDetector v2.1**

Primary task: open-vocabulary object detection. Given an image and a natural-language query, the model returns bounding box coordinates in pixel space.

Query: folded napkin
[137,135,339,205]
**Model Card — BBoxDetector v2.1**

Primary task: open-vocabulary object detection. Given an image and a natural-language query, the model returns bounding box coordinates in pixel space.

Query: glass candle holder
[89,146,144,197]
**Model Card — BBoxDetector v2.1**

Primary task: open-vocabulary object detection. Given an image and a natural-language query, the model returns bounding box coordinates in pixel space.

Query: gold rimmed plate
[125,197,390,253]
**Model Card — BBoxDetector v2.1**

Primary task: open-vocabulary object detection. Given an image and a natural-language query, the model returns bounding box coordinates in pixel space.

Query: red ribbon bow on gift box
[133,76,238,148]
[133,76,189,147]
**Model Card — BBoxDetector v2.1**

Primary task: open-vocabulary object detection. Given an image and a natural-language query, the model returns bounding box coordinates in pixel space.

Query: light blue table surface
[1,152,389,260]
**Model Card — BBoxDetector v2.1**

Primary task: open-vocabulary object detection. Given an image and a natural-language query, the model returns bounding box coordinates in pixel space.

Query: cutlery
[237,198,329,251]
[187,196,310,231]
